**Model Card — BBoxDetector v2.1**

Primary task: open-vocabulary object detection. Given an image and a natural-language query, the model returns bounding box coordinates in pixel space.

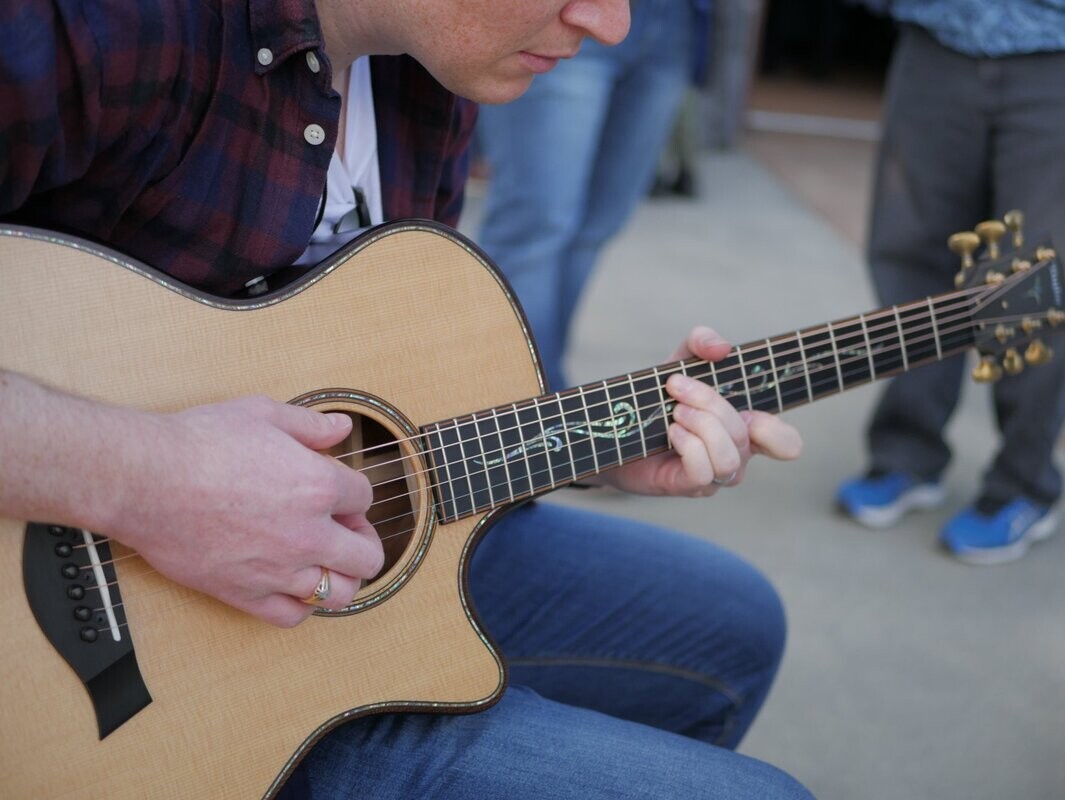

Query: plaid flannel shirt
[0,0,477,295]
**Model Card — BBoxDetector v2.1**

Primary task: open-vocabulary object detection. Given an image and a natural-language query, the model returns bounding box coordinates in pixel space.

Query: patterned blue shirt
[889,1,1065,58]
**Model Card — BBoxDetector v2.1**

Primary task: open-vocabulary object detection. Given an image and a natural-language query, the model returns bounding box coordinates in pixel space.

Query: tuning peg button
[1004,210,1024,248]
[1025,339,1053,366]
[975,220,1007,259]
[972,356,1003,383]
[948,231,981,269]
[1003,348,1025,375]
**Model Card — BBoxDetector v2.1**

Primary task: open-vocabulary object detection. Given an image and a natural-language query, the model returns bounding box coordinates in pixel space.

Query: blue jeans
[477,0,695,391]
[284,502,813,799]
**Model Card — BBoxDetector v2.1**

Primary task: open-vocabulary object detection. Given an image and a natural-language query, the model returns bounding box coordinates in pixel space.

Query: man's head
[318,0,630,103]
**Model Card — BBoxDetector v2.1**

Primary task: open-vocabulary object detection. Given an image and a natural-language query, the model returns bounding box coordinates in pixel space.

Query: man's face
[406,0,630,103]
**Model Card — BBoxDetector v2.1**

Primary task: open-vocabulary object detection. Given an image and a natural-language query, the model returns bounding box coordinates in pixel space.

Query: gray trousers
[866,26,1065,506]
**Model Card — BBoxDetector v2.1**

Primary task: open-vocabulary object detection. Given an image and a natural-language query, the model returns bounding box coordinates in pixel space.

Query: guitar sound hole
[326,412,418,588]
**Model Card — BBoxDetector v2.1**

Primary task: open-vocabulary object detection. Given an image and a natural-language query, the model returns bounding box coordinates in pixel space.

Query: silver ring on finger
[302,567,331,605]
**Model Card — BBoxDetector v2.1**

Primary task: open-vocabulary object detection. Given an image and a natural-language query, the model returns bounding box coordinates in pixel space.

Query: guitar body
[0,222,545,798]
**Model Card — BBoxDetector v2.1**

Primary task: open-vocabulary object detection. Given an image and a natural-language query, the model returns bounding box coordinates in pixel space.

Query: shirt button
[306,51,321,74]
[257,48,274,67]
[304,124,326,146]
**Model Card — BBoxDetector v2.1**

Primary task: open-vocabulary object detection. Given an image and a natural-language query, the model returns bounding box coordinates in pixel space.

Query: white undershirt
[295,57,384,266]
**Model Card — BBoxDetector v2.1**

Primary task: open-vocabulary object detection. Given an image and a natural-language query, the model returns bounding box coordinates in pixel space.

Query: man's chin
[453,75,535,105]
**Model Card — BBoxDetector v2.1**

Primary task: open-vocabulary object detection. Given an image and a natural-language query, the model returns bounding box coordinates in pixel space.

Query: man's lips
[519,50,575,73]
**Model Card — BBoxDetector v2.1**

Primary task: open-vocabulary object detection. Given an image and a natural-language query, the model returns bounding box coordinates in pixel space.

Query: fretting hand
[596,326,802,497]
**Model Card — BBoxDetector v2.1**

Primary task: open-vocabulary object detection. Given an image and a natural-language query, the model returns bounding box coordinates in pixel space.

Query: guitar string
[350,296,991,482]
[346,308,1039,521]
[70,297,981,563]
[329,286,992,464]
[73,304,1036,578]
[70,300,1035,568]
[77,308,1049,626]
[338,292,997,473]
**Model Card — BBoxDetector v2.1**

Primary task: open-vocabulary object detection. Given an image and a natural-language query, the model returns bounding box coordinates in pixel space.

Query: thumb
[268,403,353,451]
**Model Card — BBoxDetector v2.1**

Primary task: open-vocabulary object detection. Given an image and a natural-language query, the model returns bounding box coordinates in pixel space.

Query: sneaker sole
[949,512,1060,566]
[841,484,946,529]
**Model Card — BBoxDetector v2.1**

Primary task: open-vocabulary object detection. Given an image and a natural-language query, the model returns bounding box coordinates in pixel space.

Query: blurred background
[460,2,1065,798]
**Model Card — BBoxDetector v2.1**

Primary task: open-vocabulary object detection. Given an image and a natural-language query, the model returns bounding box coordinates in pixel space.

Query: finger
[669,326,732,362]
[264,400,354,451]
[319,517,386,581]
[672,403,743,482]
[667,374,748,447]
[291,565,365,612]
[326,460,375,516]
[249,594,317,628]
[667,423,716,487]
[743,411,803,461]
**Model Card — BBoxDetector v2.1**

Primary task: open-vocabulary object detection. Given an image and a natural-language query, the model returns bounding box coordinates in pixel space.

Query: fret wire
[556,394,579,484]
[433,425,461,523]
[489,406,515,504]
[706,357,718,391]
[735,345,753,410]
[825,321,845,392]
[604,379,625,469]
[466,413,491,510]
[531,395,558,490]
[513,401,535,497]
[577,384,601,475]
[892,305,909,372]
[651,365,673,438]
[766,338,784,413]
[927,297,943,361]
[795,330,814,403]
[627,372,649,459]
[858,313,877,380]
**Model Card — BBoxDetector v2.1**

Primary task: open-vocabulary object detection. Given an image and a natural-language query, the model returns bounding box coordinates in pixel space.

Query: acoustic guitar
[0,217,1060,798]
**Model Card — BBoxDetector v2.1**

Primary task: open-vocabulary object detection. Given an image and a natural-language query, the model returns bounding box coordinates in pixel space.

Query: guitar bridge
[22,523,151,738]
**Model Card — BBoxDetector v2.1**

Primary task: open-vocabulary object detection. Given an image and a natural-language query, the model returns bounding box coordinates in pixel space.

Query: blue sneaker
[836,470,945,529]
[941,498,1058,565]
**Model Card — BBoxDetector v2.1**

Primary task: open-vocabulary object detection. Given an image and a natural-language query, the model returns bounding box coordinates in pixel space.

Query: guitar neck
[422,290,977,523]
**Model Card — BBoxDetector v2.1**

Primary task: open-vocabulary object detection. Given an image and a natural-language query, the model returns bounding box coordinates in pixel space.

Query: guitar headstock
[951,210,1065,382]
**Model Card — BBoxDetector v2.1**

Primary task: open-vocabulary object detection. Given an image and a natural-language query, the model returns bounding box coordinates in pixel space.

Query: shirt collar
[248,0,327,76]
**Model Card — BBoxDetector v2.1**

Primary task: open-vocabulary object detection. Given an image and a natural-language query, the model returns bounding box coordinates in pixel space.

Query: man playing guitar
[0,1,809,797]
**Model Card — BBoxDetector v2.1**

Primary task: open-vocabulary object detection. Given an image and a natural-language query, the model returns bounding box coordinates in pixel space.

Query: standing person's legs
[556,0,694,369]
[476,57,618,391]
[285,502,810,798]
[981,49,1065,508]
[864,27,991,481]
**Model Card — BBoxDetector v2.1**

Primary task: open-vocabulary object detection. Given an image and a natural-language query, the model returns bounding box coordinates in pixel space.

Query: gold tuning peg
[975,220,1008,259]
[1004,210,1024,248]
[1025,339,1053,366]
[972,356,1003,383]
[1003,348,1024,375]
[948,231,981,269]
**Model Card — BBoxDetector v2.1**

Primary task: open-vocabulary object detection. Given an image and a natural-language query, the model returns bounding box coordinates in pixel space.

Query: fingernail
[670,375,695,395]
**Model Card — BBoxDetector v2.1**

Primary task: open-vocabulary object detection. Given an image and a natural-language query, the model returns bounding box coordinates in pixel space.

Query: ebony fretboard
[422,291,977,523]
